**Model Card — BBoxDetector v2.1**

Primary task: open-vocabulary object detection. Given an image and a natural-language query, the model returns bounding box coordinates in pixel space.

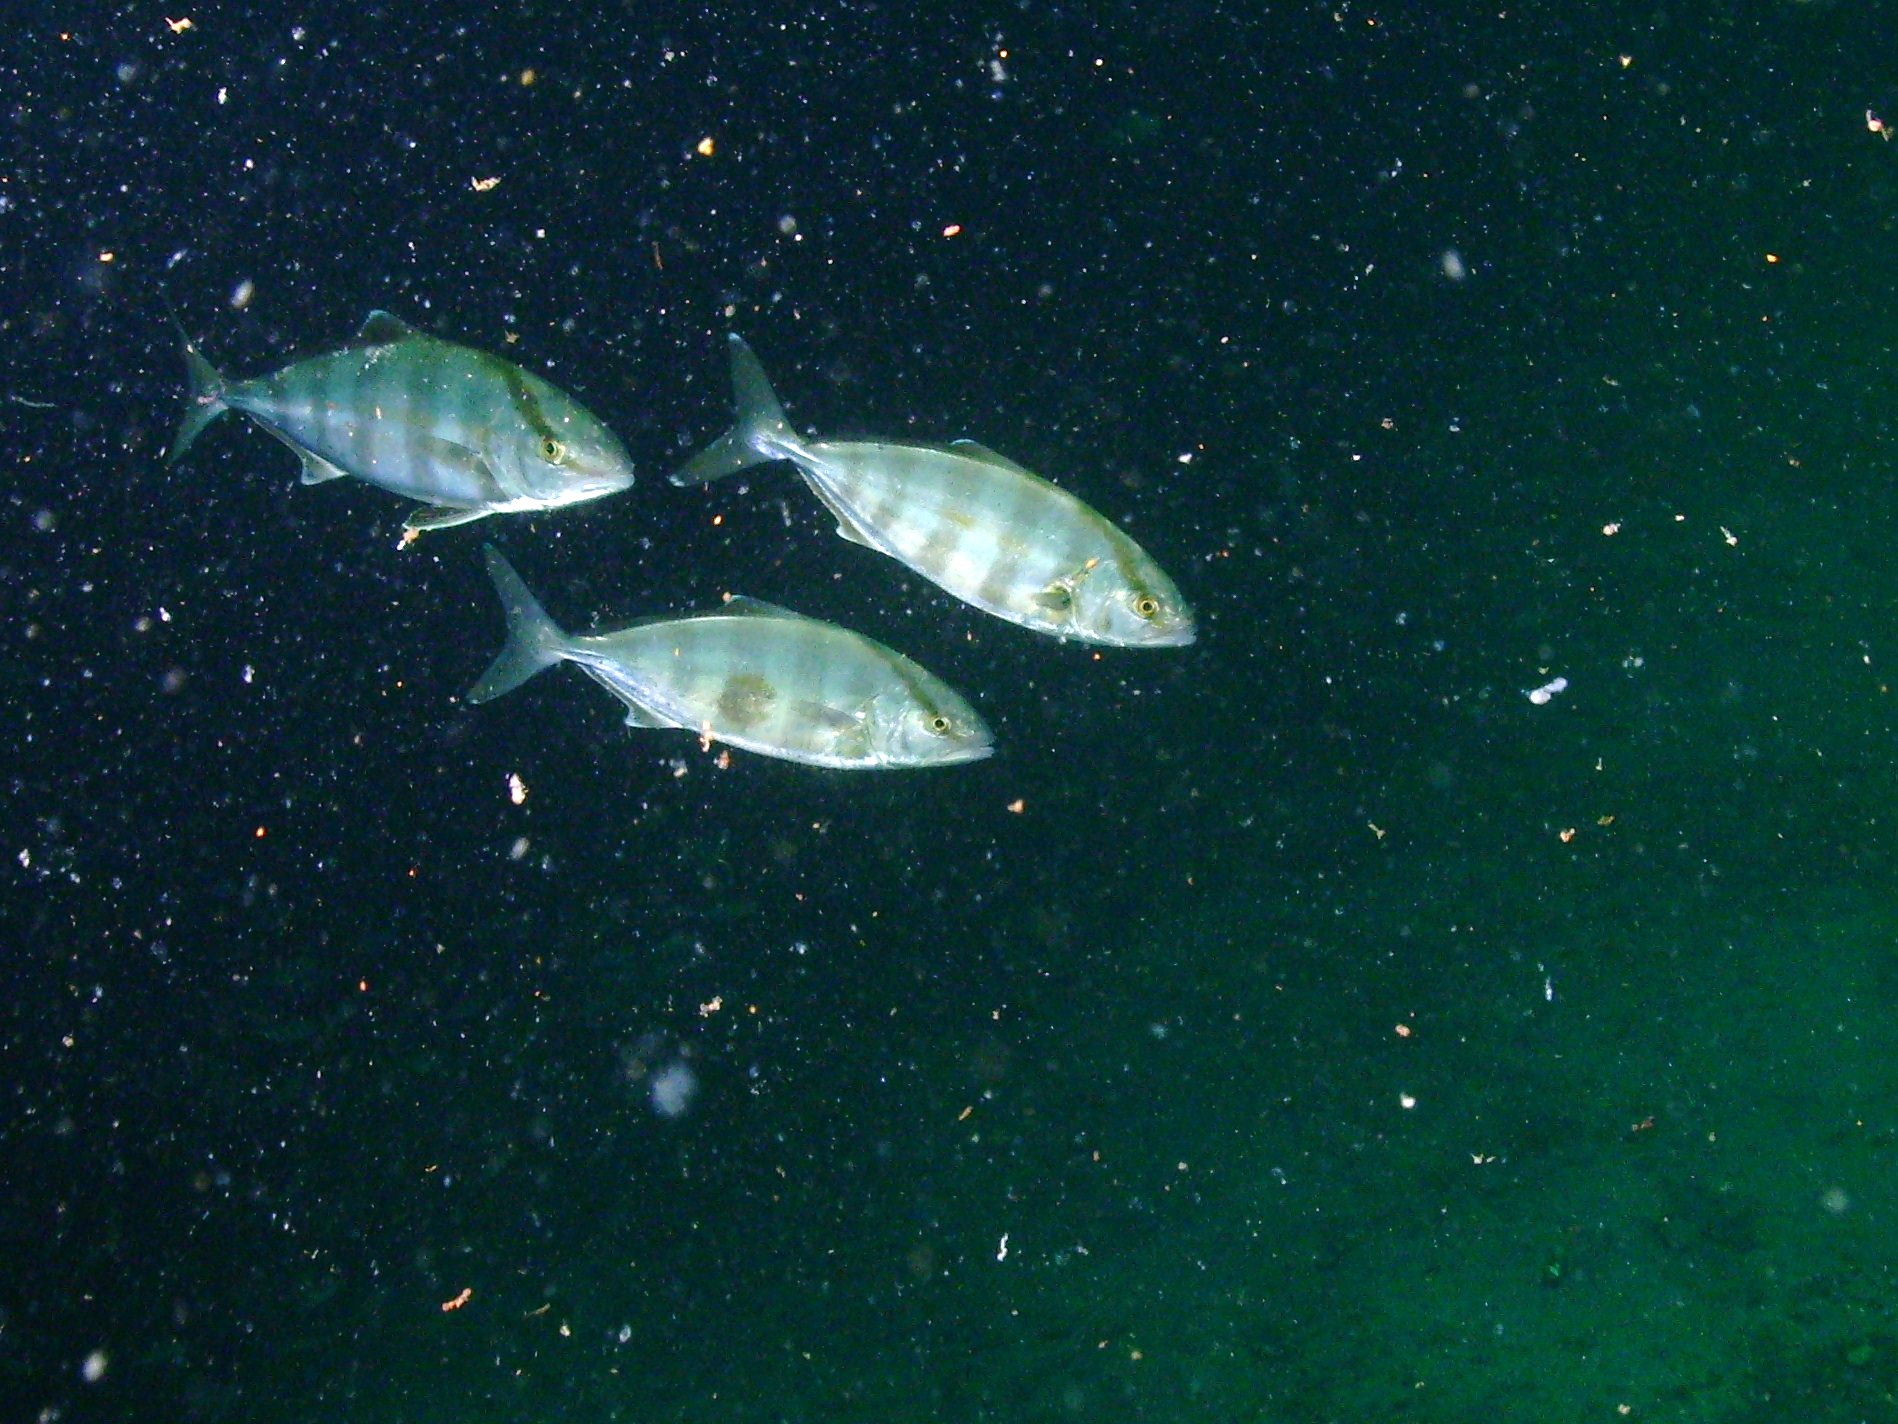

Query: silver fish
[670,334,1195,647]
[467,547,994,770]
[169,311,635,533]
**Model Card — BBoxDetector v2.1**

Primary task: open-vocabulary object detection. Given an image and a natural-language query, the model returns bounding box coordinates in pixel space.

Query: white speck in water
[649,1061,697,1119]
[1526,676,1568,706]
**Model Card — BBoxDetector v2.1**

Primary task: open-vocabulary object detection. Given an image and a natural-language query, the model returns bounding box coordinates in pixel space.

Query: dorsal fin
[949,438,1034,475]
[718,595,808,622]
[358,310,417,344]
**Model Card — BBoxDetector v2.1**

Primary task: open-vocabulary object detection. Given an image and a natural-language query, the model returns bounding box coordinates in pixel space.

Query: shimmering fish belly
[239,344,509,508]
[810,443,1092,626]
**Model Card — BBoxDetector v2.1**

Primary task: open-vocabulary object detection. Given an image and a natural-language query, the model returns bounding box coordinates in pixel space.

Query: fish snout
[583,436,639,493]
[1140,611,1197,648]
[565,441,638,502]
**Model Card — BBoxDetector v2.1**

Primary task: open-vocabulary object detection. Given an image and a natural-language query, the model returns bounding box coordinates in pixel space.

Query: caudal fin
[466,546,568,703]
[167,341,229,465]
[668,333,801,486]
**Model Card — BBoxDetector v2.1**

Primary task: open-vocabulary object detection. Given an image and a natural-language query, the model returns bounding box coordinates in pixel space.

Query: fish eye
[928,714,952,735]
[1134,594,1161,620]
[539,436,567,463]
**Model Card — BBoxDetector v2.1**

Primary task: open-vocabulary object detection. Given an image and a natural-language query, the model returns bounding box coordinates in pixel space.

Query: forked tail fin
[466,546,568,703]
[668,333,802,485]
[168,340,229,465]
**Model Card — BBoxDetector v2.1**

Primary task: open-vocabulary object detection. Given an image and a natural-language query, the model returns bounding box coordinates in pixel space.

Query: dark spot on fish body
[716,672,777,729]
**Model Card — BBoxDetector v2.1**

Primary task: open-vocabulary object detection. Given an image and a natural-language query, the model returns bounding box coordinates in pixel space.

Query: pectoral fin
[384,431,509,510]
[1033,580,1077,615]
[801,700,866,733]
[404,505,494,533]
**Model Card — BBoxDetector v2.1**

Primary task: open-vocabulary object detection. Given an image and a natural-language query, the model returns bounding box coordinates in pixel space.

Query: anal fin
[578,667,685,730]
[298,451,351,485]
[618,697,682,730]
[801,474,882,549]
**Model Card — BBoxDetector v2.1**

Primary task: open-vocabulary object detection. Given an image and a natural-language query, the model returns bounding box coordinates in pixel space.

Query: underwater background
[6,2,1898,1419]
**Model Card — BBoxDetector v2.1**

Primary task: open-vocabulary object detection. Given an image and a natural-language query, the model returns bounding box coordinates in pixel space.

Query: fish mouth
[572,458,638,498]
[593,453,640,487]
[1115,618,1195,648]
[932,739,996,766]
[575,433,639,494]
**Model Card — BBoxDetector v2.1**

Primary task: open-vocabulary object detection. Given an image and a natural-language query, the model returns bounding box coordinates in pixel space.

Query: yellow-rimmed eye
[1134,594,1161,620]
[929,714,952,735]
[539,436,567,463]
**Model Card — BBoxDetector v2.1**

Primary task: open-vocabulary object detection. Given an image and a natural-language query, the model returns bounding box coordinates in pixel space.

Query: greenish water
[4,3,1897,1420]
